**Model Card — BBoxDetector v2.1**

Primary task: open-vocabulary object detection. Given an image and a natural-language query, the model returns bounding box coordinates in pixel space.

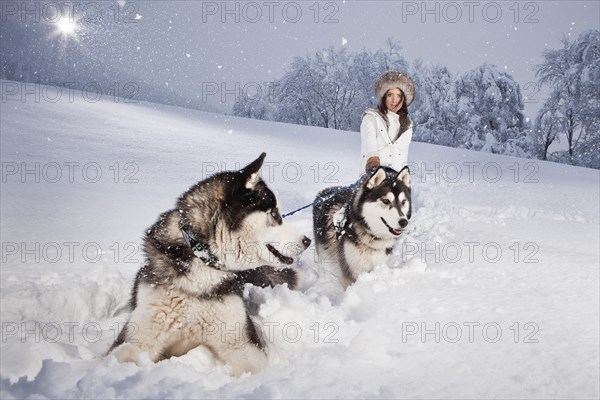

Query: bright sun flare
[55,18,78,36]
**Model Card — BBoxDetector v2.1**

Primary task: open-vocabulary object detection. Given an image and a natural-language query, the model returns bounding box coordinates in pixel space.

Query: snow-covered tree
[532,94,563,161]
[410,60,458,147]
[232,90,273,121]
[233,39,408,131]
[535,30,600,168]
[452,64,528,156]
[410,62,529,156]
[269,47,357,130]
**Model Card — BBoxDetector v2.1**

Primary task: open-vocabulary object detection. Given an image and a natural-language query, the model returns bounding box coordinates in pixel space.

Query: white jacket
[360,109,413,172]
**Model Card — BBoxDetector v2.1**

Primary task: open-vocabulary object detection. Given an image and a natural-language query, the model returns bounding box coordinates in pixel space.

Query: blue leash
[282,180,362,219]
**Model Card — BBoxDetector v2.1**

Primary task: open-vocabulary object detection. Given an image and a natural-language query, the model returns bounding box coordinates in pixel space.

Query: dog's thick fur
[108,153,310,376]
[313,166,411,288]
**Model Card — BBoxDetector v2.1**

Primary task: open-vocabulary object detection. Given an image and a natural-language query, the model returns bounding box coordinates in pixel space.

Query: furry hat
[374,71,415,106]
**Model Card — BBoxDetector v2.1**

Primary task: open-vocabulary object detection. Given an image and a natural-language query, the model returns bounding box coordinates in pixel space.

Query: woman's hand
[365,156,381,173]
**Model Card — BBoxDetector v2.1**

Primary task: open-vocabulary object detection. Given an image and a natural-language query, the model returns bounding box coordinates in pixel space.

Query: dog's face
[358,166,411,239]
[218,153,311,269]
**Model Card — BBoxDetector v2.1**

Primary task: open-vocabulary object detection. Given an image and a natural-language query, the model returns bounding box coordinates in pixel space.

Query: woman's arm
[360,114,381,171]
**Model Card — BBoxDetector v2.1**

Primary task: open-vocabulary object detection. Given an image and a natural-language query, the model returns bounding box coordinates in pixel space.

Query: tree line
[233,31,600,169]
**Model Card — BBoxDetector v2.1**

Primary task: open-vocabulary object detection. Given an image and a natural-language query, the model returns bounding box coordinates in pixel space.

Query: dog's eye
[270,209,281,221]
[381,199,391,205]
[401,199,407,205]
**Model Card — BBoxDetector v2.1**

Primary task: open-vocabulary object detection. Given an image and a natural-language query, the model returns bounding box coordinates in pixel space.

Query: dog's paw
[235,266,297,290]
[259,266,298,290]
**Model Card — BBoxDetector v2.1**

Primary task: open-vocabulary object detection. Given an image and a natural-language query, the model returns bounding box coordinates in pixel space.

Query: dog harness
[179,218,225,270]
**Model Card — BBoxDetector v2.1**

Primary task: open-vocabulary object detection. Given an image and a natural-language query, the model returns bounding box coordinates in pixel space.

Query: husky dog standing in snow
[109,153,311,376]
[313,166,411,288]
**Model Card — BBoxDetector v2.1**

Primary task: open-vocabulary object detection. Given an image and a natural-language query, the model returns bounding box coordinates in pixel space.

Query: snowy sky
[127,0,600,114]
[3,1,599,116]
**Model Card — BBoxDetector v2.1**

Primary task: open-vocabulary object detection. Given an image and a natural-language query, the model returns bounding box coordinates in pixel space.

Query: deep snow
[1,81,599,398]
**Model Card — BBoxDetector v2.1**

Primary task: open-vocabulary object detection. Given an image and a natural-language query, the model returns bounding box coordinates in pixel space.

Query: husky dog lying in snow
[109,153,311,376]
[313,166,411,288]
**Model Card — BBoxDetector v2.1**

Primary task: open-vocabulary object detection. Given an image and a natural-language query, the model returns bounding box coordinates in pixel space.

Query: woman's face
[385,88,404,113]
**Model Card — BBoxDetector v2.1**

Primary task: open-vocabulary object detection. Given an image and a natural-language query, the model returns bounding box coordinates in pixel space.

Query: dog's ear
[396,166,410,187]
[241,152,266,190]
[366,167,387,189]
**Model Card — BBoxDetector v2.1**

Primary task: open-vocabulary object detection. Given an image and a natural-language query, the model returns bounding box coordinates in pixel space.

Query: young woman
[360,71,415,173]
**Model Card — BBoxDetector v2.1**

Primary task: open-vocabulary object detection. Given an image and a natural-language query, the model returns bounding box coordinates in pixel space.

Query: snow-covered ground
[1,81,599,398]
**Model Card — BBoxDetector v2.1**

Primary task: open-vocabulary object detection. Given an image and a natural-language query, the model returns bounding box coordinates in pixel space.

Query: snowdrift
[1,81,598,398]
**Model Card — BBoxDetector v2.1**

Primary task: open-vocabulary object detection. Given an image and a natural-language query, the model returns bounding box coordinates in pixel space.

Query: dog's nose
[302,236,311,248]
[399,219,408,229]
